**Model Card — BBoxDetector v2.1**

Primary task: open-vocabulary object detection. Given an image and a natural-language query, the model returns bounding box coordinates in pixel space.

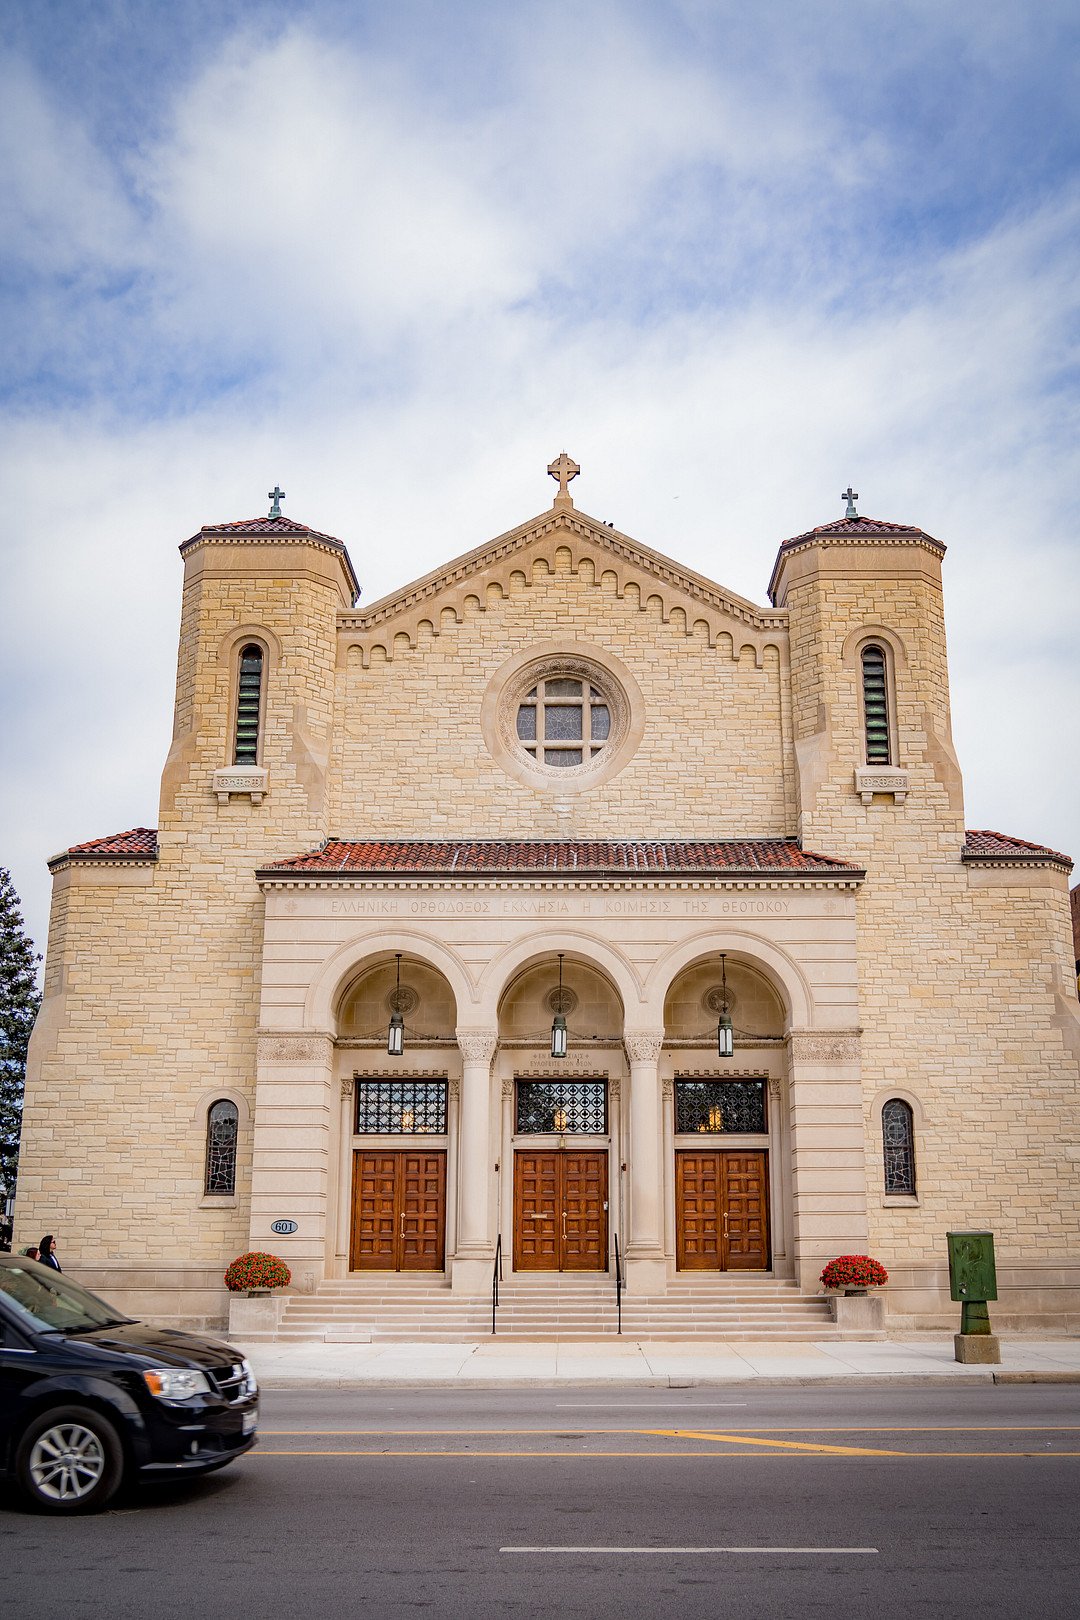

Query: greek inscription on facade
[501,898,571,915]
[410,898,491,915]
[331,899,401,916]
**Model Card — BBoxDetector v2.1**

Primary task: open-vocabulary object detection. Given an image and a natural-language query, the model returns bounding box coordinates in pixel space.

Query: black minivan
[0,1254,257,1512]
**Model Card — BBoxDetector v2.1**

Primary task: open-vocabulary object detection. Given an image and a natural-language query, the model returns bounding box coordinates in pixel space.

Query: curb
[252,1371,1031,1391]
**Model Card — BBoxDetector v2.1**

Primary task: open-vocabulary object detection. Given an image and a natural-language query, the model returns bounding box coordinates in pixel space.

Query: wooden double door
[350,1150,446,1271]
[676,1150,769,1271]
[514,1150,609,1272]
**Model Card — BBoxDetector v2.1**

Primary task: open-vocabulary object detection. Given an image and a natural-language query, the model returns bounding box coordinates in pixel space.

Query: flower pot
[844,1287,868,1296]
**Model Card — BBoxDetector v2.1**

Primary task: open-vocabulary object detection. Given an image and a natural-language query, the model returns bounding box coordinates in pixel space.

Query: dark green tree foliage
[0,868,40,1234]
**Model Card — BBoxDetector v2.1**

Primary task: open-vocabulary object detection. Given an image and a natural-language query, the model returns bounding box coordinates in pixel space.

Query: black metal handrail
[613,1232,623,1336]
[491,1233,503,1335]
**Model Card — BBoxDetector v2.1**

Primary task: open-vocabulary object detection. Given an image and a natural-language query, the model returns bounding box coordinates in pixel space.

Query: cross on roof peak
[268,485,285,519]
[842,485,859,520]
[548,451,580,506]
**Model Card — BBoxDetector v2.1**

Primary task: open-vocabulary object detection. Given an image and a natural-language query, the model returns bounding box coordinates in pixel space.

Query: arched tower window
[861,643,891,764]
[234,644,264,764]
[205,1099,239,1195]
[882,1098,916,1195]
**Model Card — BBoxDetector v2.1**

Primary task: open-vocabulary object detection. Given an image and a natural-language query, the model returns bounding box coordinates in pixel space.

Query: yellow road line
[258,1425,1080,1436]
[252,1448,1080,1459]
[648,1429,903,1456]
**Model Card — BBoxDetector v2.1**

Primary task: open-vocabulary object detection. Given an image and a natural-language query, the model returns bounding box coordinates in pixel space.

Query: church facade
[16,459,1080,1336]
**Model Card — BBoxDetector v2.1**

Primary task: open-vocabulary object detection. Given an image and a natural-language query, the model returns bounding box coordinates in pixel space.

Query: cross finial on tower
[268,485,285,519]
[547,451,580,506]
[842,485,859,520]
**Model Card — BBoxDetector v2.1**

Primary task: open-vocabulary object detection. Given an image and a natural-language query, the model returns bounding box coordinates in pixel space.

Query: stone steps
[254,1274,838,1343]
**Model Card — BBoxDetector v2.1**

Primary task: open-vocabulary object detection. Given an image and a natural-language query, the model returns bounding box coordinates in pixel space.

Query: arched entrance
[336,954,458,1274]
[496,954,624,1275]
[662,955,786,1273]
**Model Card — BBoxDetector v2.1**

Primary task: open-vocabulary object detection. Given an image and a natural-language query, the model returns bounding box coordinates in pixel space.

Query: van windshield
[0,1262,134,1334]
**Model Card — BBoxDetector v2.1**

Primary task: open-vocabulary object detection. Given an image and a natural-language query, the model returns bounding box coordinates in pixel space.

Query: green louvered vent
[861,644,890,763]
[234,645,263,764]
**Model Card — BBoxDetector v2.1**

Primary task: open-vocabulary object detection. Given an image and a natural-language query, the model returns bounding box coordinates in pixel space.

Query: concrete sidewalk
[240,1336,1080,1389]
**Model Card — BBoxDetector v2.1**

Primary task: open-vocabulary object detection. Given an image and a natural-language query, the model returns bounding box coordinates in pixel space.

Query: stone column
[624,1030,668,1295]
[232,1031,335,1337]
[787,1030,869,1293]
[452,1029,498,1293]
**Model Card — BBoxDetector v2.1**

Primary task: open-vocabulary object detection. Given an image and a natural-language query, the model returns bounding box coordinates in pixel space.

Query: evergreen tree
[0,868,40,1247]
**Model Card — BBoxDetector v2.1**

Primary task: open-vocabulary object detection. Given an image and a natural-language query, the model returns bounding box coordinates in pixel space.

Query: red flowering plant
[819,1254,889,1291]
[224,1252,292,1293]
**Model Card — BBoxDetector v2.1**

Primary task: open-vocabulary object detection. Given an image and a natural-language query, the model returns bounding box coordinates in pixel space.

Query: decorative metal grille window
[674,1080,767,1135]
[516,678,611,768]
[234,644,264,764]
[355,1080,448,1135]
[882,1098,916,1195]
[516,1080,607,1134]
[861,643,891,764]
[204,1099,238,1195]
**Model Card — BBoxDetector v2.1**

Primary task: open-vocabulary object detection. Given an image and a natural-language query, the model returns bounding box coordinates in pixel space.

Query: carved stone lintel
[257,1034,333,1065]
[213,765,268,806]
[457,1030,499,1065]
[624,1031,665,1065]
[788,1031,860,1064]
[854,765,908,806]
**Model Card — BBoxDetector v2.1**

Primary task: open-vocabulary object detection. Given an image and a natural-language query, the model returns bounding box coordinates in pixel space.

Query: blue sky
[2,0,1079,953]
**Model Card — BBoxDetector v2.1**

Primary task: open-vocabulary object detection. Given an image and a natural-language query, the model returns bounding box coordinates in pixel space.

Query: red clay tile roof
[963,830,1072,869]
[50,828,159,867]
[779,515,938,546]
[257,839,866,878]
[185,515,346,544]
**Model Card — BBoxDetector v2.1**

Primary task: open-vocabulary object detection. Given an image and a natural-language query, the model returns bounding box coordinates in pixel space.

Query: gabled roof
[257,838,866,881]
[49,828,159,869]
[339,504,785,635]
[962,830,1072,871]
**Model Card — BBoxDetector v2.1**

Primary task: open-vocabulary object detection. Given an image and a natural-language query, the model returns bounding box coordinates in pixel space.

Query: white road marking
[501,1546,878,1555]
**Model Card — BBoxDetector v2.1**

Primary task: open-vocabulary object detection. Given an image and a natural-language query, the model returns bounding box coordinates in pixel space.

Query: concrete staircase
[260,1272,837,1343]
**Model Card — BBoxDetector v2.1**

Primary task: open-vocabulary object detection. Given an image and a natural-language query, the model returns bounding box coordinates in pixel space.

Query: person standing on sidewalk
[38,1234,61,1271]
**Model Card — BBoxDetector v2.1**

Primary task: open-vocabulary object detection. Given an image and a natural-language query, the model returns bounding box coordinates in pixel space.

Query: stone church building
[16,457,1080,1338]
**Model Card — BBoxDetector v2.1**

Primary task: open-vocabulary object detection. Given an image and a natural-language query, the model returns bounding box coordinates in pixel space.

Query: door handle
[400,1213,406,1238]
[722,1213,730,1238]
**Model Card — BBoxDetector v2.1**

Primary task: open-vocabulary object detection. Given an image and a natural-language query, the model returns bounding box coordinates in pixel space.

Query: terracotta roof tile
[778,515,937,547]
[51,828,159,866]
[962,829,1072,868]
[186,515,345,545]
[258,839,866,878]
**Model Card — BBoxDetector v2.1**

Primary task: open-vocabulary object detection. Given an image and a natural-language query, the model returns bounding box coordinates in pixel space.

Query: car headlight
[142,1368,213,1401]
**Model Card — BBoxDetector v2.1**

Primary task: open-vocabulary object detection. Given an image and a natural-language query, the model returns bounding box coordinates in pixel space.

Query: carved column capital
[661,1077,674,1101]
[457,1030,499,1065]
[340,1077,354,1101]
[501,1078,515,1100]
[623,1031,665,1065]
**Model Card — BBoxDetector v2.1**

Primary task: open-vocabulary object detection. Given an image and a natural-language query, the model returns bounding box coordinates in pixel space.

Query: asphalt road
[3,1384,1079,1619]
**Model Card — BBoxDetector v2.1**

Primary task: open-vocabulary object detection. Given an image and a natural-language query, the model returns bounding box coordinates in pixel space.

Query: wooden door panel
[514,1151,560,1270]
[722,1151,769,1270]
[351,1152,398,1270]
[514,1150,608,1272]
[675,1153,722,1270]
[351,1150,446,1272]
[562,1152,608,1271]
[399,1152,447,1271]
[676,1150,769,1272]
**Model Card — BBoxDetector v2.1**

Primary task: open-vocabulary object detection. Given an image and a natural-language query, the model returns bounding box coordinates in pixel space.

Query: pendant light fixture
[550,954,568,1059]
[387,953,405,1057]
[717,953,734,1058]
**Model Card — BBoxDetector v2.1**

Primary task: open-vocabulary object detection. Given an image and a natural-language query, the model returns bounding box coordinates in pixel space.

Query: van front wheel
[15,1405,125,1513]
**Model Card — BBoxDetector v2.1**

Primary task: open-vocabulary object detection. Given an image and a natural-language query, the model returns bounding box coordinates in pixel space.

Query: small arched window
[861,643,891,763]
[234,644,264,764]
[205,1099,239,1195]
[882,1098,916,1196]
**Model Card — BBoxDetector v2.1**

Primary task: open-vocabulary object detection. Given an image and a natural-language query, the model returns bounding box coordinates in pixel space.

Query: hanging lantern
[387,954,405,1057]
[708,1103,724,1132]
[551,954,568,1058]
[717,953,734,1057]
